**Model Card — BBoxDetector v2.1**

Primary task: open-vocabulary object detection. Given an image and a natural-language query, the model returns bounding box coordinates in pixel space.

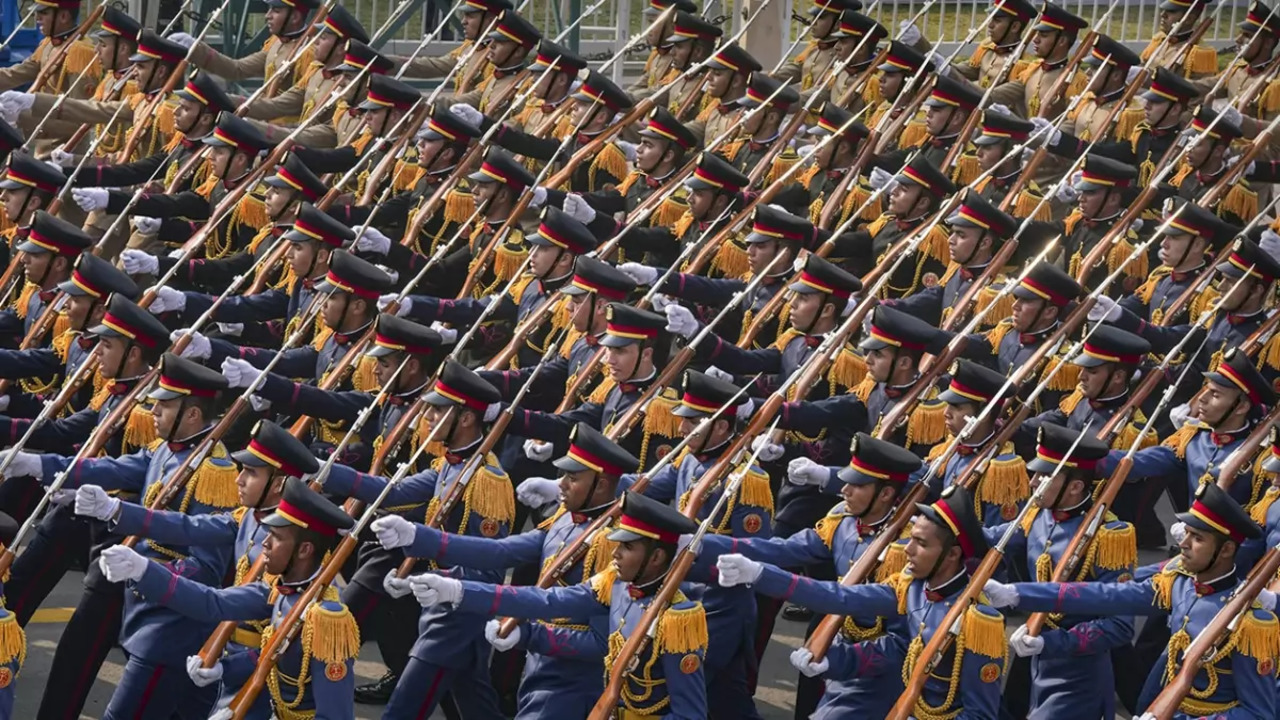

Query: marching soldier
[404,490,709,718]
[1120,201,1236,325]
[797,102,878,231]
[72,6,142,159]
[444,148,535,296]
[0,0,100,99]
[400,0,511,89]
[718,484,1008,719]
[1064,35,1146,144]
[452,10,542,115]
[1,198,90,341]
[1140,0,1220,80]
[646,12,721,115]
[776,0,857,92]
[1167,107,1260,226]
[950,0,1037,89]
[863,41,933,148]
[628,0,696,96]
[724,73,801,188]
[596,106,699,246]
[881,75,984,186]
[991,2,1088,120]
[688,42,761,144]
[969,111,1052,221]
[96,475,360,719]
[819,11,888,113]
[1202,1,1280,121]
[505,40,589,136]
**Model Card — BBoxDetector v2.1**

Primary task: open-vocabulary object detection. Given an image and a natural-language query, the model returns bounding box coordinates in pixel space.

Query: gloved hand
[410,573,463,607]
[1169,403,1192,428]
[354,225,392,255]
[383,569,412,599]
[216,322,244,337]
[1170,521,1187,543]
[524,439,554,462]
[796,144,815,159]
[248,395,271,413]
[132,216,161,236]
[1260,230,1280,262]
[1029,116,1062,146]
[787,457,830,486]
[1221,105,1243,129]
[1087,295,1121,323]
[220,358,262,389]
[664,304,699,340]
[449,103,483,128]
[50,148,74,165]
[372,515,416,549]
[983,579,1020,608]
[71,187,110,212]
[209,710,234,720]
[171,329,211,360]
[1258,588,1277,612]
[75,484,120,521]
[99,544,149,583]
[516,477,561,508]
[617,262,659,286]
[49,489,74,506]
[563,193,597,225]
[616,141,638,162]
[926,50,950,78]
[185,655,222,687]
[483,402,502,422]
[898,20,922,45]
[1054,173,1080,204]
[704,365,733,382]
[790,647,829,677]
[987,103,1012,116]
[0,449,39,478]
[867,166,897,191]
[0,90,34,118]
[529,186,548,209]
[168,248,184,260]
[0,395,8,413]
[429,321,458,345]
[377,294,411,317]
[1009,625,1045,657]
[120,249,159,276]
[147,286,186,314]
[738,397,755,420]
[751,434,784,462]
[651,293,678,312]
[167,31,197,49]
[716,554,764,586]
[485,619,522,651]
[1126,66,1142,84]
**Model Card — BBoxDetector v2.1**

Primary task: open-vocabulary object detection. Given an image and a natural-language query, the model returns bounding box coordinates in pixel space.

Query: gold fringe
[656,602,707,655]
[925,440,950,465]
[674,212,695,240]
[874,541,908,582]
[1063,209,1083,237]
[1221,183,1258,224]
[63,40,99,79]
[885,571,912,614]
[587,377,616,405]
[1107,236,1148,282]
[1114,106,1144,143]
[738,465,774,512]
[192,450,240,509]
[124,405,157,452]
[1186,45,1219,77]
[979,449,1030,508]
[814,514,844,549]
[1021,506,1040,535]
[304,602,361,664]
[1162,424,1200,460]
[465,457,516,526]
[1262,79,1280,115]
[1010,60,1037,84]
[1041,356,1080,392]
[1171,163,1195,189]
[653,195,688,229]
[1233,610,1280,664]
[12,283,35,319]
[537,505,567,530]
[1152,567,1176,610]
[906,401,947,446]
[237,194,269,237]
[953,153,980,186]
[1135,268,1169,305]
[443,190,476,226]
[51,327,72,363]
[1140,34,1163,62]
[642,391,680,439]
[590,143,630,190]
[590,566,618,605]
[1067,72,1088,99]
[352,355,378,393]
[766,149,801,187]
[829,348,867,389]
[921,224,951,265]
[961,605,1008,660]
[1013,189,1051,222]
[983,320,1013,353]
[1059,388,1083,415]
[975,286,1015,325]
[491,241,529,287]
[1251,487,1279,526]
[861,80,881,107]
[900,120,929,150]
[393,161,424,192]
[711,240,750,279]
[616,170,641,197]
[1260,331,1280,371]
[1092,522,1137,571]
[0,610,25,669]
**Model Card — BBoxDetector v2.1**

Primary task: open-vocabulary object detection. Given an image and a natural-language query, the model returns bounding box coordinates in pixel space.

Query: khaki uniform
[991,59,1080,120]
[453,68,527,115]
[403,39,491,94]
[690,100,743,148]
[776,40,839,92]
[627,47,675,96]
[26,90,179,163]
[1139,32,1219,81]
[191,34,314,120]
[953,41,1035,89]
[86,71,141,159]
[0,34,100,97]
[1064,91,1146,143]
[241,61,340,124]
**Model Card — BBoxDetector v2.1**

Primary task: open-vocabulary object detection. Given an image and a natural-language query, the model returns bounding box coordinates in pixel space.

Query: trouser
[707,637,763,720]
[101,654,217,720]
[36,569,124,720]
[1001,654,1033,720]
[489,502,556,712]
[384,656,503,720]
[0,476,44,526]
[1115,619,1171,715]
[6,503,91,625]
[1111,476,1170,547]
[343,573,418,678]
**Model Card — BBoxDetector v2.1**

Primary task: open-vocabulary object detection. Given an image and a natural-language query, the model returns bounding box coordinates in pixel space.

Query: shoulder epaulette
[1151,560,1184,610]
[463,452,515,527]
[766,148,801,186]
[983,319,1014,352]
[1221,181,1259,227]
[1012,186,1051,222]
[1010,59,1037,84]
[969,41,991,68]
[1039,355,1080,393]
[850,373,876,403]
[657,599,707,655]
[537,505,568,530]
[974,281,1014,328]
[590,565,618,605]
[736,463,774,513]
[1105,234,1148,282]
[875,538,909,582]
[979,443,1029,508]
[962,604,1007,660]
[62,38,99,79]
[1059,388,1084,415]
[828,346,868,390]
[814,511,847,549]
[925,439,951,465]
[304,599,360,665]
[1162,422,1202,460]
[1250,485,1280,526]
[906,400,947,446]
[232,506,250,525]
[1114,105,1145,143]
[1185,44,1218,77]
[1091,520,1137,572]
[1020,506,1040,534]
[0,608,23,668]
[1139,34,1163,62]
[884,571,912,614]
[642,387,681,439]
[1136,266,1172,305]
[1233,608,1280,666]
[1261,77,1280,115]
[192,443,239,508]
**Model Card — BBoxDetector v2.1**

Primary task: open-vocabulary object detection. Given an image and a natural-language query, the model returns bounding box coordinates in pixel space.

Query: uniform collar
[1209,421,1249,446]
[444,436,482,465]
[628,569,669,599]
[332,318,375,346]
[1226,307,1265,326]
[1019,322,1058,346]
[1087,390,1128,411]
[956,429,994,455]
[882,375,918,399]
[618,368,657,394]
[1051,495,1091,522]
[388,380,428,406]
[924,569,968,601]
[168,424,214,453]
[1194,566,1238,596]
[1039,56,1068,72]
[274,565,323,596]
[1170,261,1205,283]
[570,499,614,524]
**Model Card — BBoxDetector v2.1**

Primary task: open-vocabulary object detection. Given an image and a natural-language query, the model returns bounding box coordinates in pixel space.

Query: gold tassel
[1221,183,1258,224]
[591,144,630,189]
[1170,163,1195,189]
[794,42,814,65]
[975,287,1015,326]
[921,225,951,265]
[737,465,774,513]
[1041,356,1080,392]
[393,161,424,192]
[1186,45,1219,77]
[657,601,707,655]
[192,450,240,509]
[1092,521,1137,571]
[311,324,334,352]
[1059,389,1083,415]
[1140,34,1164,62]
[1233,609,1280,664]
[491,241,529,287]
[1259,332,1280,371]
[1021,506,1041,535]
[850,373,876,403]
[952,153,980,186]
[978,449,1030,508]
[711,240,751,279]
[925,440,950,465]
[304,601,361,665]
[1250,487,1279,526]
[1262,79,1280,115]
[464,457,515,527]
[845,180,881,223]
[12,283,35,319]
[1162,424,1200,460]
[900,120,929,150]
[0,610,25,669]
[814,514,844,549]
[1013,190,1051,221]
[1114,106,1144,143]
[1063,209,1083,237]
[969,43,989,68]
[237,194,269,236]
[652,195,689,229]
[886,571,912,614]
[906,401,947,446]
[443,189,476,226]
[587,377,616,405]
[983,320,1013,353]
[124,405,157,452]
[874,541,908,582]
[1067,72,1088,99]
[63,40,99,78]
[352,355,378,393]
[616,170,642,197]
[156,100,176,140]
[1107,237,1148,283]
[961,605,1008,660]
[829,348,867,389]
[861,80,881,106]
[1010,60,1036,84]
[766,149,801,187]
[642,390,680,439]
[1135,269,1167,305]
[673,211,695,240]
[537,505,568,530]
[51,327,72,363]
[590,566,618,605]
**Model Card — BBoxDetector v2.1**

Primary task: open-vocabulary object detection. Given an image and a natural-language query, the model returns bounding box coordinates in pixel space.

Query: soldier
[447,148,534,296]
[969,110,1052,221]
[96,475,360,719]
[73,6,143,159]
[371,421,639,718]
[688,42,761,145]
[863,41,933,147]
[718,484,1007,719]
[882,75,984,186]
[724,73,801,189]
[992,424,1136,720]
[1167,107,1260,227]
[0,353,239,720]
[796,102,876,231]
[1064,35,1146,144]
[991,2,1088,119]
[399,0,512,91]
[648,12,722,115]
[602,106,699,242]
[453,10,541,115]
[0,0,100,99]
[821,11,888,113]
[1120,201,1236,325]
[628,0,696,96]
[1,202,90,342]
[316,358,513,719]
[951,0,1036,90]
[984,481,1279,719]
[1140,0,1220,80]
[405,490,709,718]
[505,40,589,136]
[1203,1,1280,121]
[776,0,858,92]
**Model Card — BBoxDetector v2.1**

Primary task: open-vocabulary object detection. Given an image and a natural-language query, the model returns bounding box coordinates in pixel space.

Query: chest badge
[679,654,701,674]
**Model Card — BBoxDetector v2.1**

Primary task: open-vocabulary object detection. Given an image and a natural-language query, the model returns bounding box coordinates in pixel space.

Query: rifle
[27,3,104,94]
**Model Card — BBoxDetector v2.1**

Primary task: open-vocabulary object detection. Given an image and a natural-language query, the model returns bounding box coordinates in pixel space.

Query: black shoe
[781,603,813,622]
[354,671,399,705]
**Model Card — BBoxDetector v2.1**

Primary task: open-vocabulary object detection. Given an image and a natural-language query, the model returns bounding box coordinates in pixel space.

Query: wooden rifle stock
[28,4,104,94]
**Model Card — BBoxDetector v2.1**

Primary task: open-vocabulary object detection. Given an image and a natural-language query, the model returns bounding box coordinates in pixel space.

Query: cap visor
[938,388,977,404]
[858,335,890,351]
[972,135,1004,146]
[263,175,290,189]
[0,179,25,190]
[1202,370,1233,389]
[1026,457,1063,474]
[1174,510,1214,534]
[684,176,719,191]
[1011,285,1040,300]
[746,232,781,244]
[607,527,649,542]
[553,455,589,473]
[284,229,317,244]
[87,321,122,339]
[468,169,498,183]
[259,511,296,528]
[836,466,878,485]
[57,278,90,296]
[1140,89,1172,103]
[1215,259,1244,278]
[366,344,397,358]
[424,390,457,406]
[877,62,906,72]
[1265,455,1280,474]
[202,134,232,148]
[148,386,185,401]
[1069,351,1107,367]
[357,98,383,111]
[525,232,556,248]
[15,239,49,253]
[599,334,636,348]
[671,404,704,419]
[788,280,822,294]
[945,210,979,228]
[560,284,588,296]
[127,50,148,63]
[230,448,270,467]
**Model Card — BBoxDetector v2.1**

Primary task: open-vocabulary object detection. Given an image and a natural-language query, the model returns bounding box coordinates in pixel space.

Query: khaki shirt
[242,61,341,125]
[192,34,313,116]
[402,40,491,94]
[1140,33,1219,81]
[991,60,1072,120]
[1065,91,1144,143]
[27,90,177,162]
[453,68,527,115]
[953,41,1035,89]
[776,40,839,92]
[0,35,100,97]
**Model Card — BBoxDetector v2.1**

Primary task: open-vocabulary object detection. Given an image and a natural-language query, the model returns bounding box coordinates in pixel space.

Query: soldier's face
[285,240,316,277]
[905,516,950,578]
[636,137,667,173]
[473,180,500,206]
[947,226,985,266]
[1214,274,1256,311]
[67,294,95,330]
[93,37,116,71]
[707,68,733,97]
[742,105,768,135]
[864,346,896,383]
[788,292,823,332]
[315,31,341,65]
[688,187,717,220]
[840,480,877,515]
[1143,97,1172,127]
[529,243,565,278]
[265,6,291,35]
[1,187,30,223]
[568,293,592,332]
[835,35,858,59]
[924,104,958,136]
[988,15,1013,44]
[1158,231,1196,267]
[1077,187,1107,219]
[236,466,274,508]
[1032,29,1058,58]
[374,354,404,388]
[975,143,1005,173]
[670,41,694,69]
[1160,9,1185,34]
[262,526,302,575]
[1177,526,1223,574]
[1010,295,1046,332]
[210,146,235,179]
[97,336,129,378]
[460,11,485,41]
[1187,136,1215,168]
[264,186,296,220]
[19,249,51,283]
[878,71,904,100]
[812,13,837,39]
[487,38,519,67]
[1032,471,1068,509]
[612,538,659,583]
[604,343,641,381]
[943,402,977,437]
[424,404,457,440]
[887,183,920,217]
[815,136,840,169]
[1078,363,1113,400]
[322,292,350,330]
[35,8,54,36]
[152,397,185,438]
[174,98,202,134]
[746,238,780,276]
[1196,381,1244,425]
[559,469,601,510]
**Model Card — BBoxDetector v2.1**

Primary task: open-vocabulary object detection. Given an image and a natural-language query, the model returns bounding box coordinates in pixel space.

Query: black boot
[354,670,399,705]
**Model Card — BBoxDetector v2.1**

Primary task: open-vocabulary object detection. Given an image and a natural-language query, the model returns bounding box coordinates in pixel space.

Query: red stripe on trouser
[11,539,65,617]
[416,668,446,720]
[65,596,119,720]
[132,663,167,720]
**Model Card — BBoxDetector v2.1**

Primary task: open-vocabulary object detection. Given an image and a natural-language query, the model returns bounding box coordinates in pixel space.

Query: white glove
[483,402,502,423]
[216,322,244,337]
[704,365,733,382]
[1126,66,1142,84]
[563,193,597,225]
[49,489,74,506]
[750,434,784,462]
[926,50,950,77]
[0,395,8,412]
[898,20,922,45]
[449,103,483,128]
[372,515,416,550]
[738,397,755,421]
[131,216,161,236]
[185,655,222,687]
[1009,625,1045,657]
[148,285,186,314]
[1169,403,1192,428]
[0,90,34,115]
[117,249,158,277]
[516,477,561,508]
[409,573,463,608]
[1055,172,1081,204]
[787,457,830,486]
[716,554,764,586]
[248,395,271,413]
[651,293,677,312]
[209,710,234,720]
[524,439,554,462]
[429,321,458,345]
[867,166,897,191]
[796,144,815,159]
[988,103,1012,117]
[529,186,548,209]
[220,358,262,390]
[99,544,148,583]
[1221,105,1243,129]
[50,148,74,165]
[377,294,411,317]
[1087,296,1121,323]
[0,449,39,478]
[1030,117,1061,146]
[383,569,412,599]
[1260,230,1280,263]
[1170,521,1188,543]
[982,579,1020,609]
[1258,589,1278,612]
[664,304,699,340]
[485,618,521,651]
[616,141,638,162]
[71,187,110,212]
[790,647,829,677]
[74,484,120,521]
[171,329,210,360]
[354,225,392,255]
[167,248,184,260]
[618,262,659,286]
[167,31,196,49]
